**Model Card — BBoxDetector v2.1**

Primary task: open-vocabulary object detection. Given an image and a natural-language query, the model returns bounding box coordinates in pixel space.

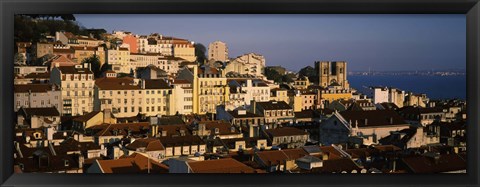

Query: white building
[94,72,175,118]
[208,41,228,62]
[227,79,270,109]
[14,84,62,113]
[171,79,194,115]
[107,47,131,74]
[224,53,265,78]
[50,64,95,116]
[372,87,389,104]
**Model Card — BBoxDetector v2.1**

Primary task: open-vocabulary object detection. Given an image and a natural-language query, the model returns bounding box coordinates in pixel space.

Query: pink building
[123,35,138,53]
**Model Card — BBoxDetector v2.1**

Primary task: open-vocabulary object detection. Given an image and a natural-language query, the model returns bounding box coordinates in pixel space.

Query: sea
[348,75,467,100]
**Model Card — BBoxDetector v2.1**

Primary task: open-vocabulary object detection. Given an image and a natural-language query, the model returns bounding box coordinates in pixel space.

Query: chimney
[390,117,393,125]
[364,118,368,126]
[103,109,112,123]
[162,130,167,137]
[46,127,54,141]
[78,154,84,169]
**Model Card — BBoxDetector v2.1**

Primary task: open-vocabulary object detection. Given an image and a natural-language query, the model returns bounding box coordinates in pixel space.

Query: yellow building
[73,46,105,65]
[320,87,353,108]
[270,88,289,104]
[293,76,310,90]
[177,65,229,114]
[173,39,196,62]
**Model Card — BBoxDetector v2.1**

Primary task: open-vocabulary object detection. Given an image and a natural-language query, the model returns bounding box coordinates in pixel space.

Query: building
[319,110,411,146]
[71,46,106,65]
[124,138,166,160]
[293,76,310,90]
[14,84,62,112]
[177,65,229,114]
[192,120,243,140]
[263,127,309,148]
[216,107,264,137]
[17,107,61,129]
[50,65,95,116]
[122,34,138,53]
[72,110,117,132]
[171,79,193,115]
[227,79,270,107]
[398,106,446,126]
[169,158,258,173]
[107,47,131,74]
[270,88,289,104]
[35,42,53,58]
[208,41,229,62]
[315,61,349,88]
[405,92,429,107]
[172,38,196,62]
[252,101,294,128]
[14,66,48,76]
[224,53,266,78]
[254,148,309,172]
[94,72,174,118]
[87,153,169,173]
[371,87,405,108]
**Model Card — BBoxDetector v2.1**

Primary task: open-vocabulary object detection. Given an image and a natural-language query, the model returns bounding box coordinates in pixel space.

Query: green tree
[82,55,102,78]
[265,68,283,83]
[194,43,207,65]
[298,65,318,84]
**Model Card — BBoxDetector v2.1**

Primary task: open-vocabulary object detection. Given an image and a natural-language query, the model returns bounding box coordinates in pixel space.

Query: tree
[14,53,26,65]
[265,68,283,83]
[194,43,207,65]
[82,55,102,78]
[298,65,318,84]
[282,73,295,83]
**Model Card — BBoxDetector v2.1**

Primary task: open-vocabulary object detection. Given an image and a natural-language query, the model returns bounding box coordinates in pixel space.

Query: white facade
[107,48,131,74]
[372,87,389,104]
[208,41,228,62]
[172,80,193,115]
[14,66,48,76]
[94,75,174,118]
[224,53,266,77]
[14,84,62,113]
[50,65,95,116]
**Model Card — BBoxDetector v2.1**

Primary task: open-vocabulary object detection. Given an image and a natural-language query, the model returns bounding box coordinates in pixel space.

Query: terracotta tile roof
[21,107,60,117]
[171,79,191,84]
[96,153,168,173]
[88,122,150,137]
[73,111,101,122]
[227,110,263,118]
[71,46,97,51]
[144,79,171,89]
[95,77,139,90]
[200,120,241,136]
[256,101,292,110]
[399,106,445,115]
[24,72,51,79]
[256,148,308,166]
[188,158,258,173]
[14,84,59,93]
[401,153,466,173]
[126,138,165,151]
[339,110,408,127]
[156,124,192,137]
[265,127,308,137]
[56,66,93,75]
[53,47,75,53]
[158,135,205,147]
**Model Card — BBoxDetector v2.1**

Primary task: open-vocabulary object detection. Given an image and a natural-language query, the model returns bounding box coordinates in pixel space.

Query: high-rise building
[315,61,349,88]
[208,41,229,62]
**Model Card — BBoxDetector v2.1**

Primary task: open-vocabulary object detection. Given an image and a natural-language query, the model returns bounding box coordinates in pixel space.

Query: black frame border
[1,0,479,186]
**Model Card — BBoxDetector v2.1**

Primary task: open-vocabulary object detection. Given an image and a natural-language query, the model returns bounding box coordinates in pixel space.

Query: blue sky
[75,14,466,72]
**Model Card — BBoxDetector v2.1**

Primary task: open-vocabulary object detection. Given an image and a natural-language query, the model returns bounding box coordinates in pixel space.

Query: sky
[75,14,466,72]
